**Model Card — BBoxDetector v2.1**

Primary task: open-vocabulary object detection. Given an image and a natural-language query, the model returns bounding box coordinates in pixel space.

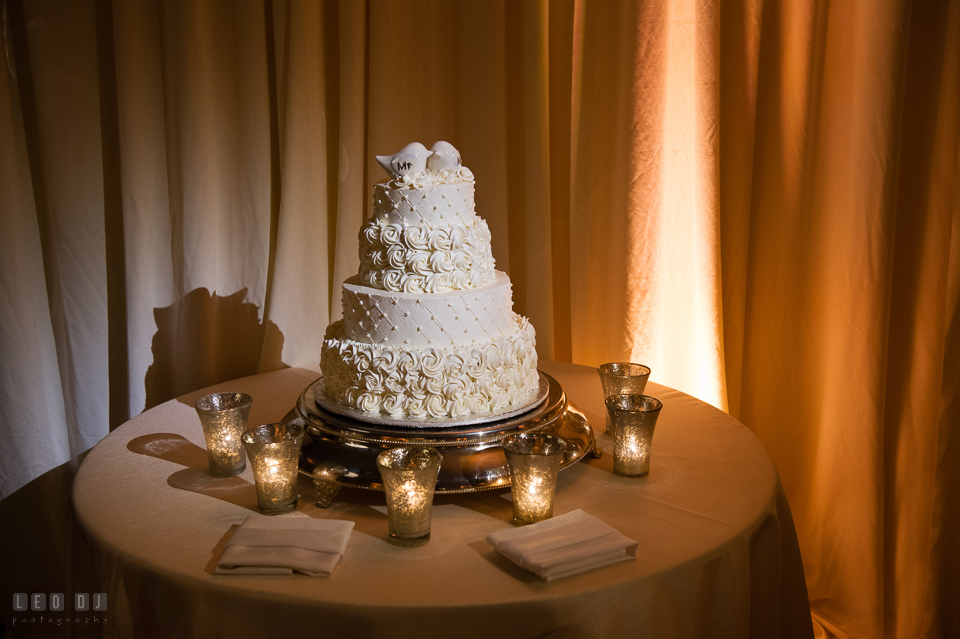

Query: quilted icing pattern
[372,181,475,227]
[342,273,514,349]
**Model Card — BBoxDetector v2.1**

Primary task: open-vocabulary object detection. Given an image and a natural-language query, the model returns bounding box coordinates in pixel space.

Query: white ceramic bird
[376,142,430,179]
[426,141,462,171]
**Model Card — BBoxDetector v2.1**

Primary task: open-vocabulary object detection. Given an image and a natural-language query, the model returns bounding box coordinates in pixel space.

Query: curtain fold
[1,1,958,637]
[733,1,960,637]
[2,0,107,491]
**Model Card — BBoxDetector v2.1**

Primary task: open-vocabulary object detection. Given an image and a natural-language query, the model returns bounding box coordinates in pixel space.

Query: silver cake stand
[288,371,599,505]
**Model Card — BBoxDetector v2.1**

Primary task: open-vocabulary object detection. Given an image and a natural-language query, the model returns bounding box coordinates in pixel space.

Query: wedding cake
[319,141,540,423]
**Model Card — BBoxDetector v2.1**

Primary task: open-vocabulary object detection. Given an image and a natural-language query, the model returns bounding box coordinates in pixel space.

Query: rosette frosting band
[358,217,495,293]
[362,178,496,293]
[320,318,539,420]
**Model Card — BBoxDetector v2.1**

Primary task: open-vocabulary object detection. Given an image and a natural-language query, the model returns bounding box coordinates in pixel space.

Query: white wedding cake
[320,141,540,422]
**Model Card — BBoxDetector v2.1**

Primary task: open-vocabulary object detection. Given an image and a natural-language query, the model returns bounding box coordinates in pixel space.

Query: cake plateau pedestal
[289,371,598,504]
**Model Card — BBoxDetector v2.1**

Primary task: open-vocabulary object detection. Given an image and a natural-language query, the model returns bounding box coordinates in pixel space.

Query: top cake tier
[371,173,476,227]
[358,172,497,294]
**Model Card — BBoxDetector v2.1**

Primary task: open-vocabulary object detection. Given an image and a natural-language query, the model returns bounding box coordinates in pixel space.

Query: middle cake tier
[320,271,541,421]
[340,271,519,349]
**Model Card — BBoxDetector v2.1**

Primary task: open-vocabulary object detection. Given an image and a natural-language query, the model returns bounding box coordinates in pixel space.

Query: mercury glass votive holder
[194,392,253,477]
[502,433,567,526]
[597,363,651,435]
[377,447,443,546]
[241,423,305,515]
[606,394,663,477]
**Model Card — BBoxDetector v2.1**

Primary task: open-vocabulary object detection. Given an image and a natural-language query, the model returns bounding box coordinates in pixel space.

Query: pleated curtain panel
[1,0,958,637]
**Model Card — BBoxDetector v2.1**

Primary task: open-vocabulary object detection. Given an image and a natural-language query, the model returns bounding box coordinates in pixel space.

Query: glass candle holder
[241,423,305,515]
[502,433,567,526]
[605,394,663,477]
[597,363,651,435]
[194,392,253,477]
[377,447,443,546]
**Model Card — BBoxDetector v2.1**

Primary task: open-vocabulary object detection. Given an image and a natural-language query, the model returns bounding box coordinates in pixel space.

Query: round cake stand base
[287,371,598,503]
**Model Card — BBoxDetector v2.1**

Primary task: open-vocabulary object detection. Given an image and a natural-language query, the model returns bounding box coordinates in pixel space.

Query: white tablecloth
[73,361,812,638]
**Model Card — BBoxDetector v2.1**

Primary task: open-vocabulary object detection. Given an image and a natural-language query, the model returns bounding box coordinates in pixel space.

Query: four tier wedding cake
[319,141,540,423]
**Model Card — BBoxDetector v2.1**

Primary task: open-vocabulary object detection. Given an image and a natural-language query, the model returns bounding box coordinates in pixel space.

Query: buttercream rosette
[319,320,538,421]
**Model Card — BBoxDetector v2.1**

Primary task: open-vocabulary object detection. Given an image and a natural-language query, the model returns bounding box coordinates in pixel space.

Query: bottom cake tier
[320,317,539,422]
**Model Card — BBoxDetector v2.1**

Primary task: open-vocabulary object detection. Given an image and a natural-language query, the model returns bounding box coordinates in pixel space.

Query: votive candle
[597,363,651,435]
[605,395,663,477]
[502,433,567,525]
[377,447,443,546]
[242,423,304,515]
[194,392,253,477]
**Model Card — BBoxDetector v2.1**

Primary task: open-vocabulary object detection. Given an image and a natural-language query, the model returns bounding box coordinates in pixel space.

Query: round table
[73,361,812,639]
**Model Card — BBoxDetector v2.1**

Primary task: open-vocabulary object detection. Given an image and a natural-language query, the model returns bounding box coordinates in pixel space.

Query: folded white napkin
[216,516,354,577]
[486,509,637,581]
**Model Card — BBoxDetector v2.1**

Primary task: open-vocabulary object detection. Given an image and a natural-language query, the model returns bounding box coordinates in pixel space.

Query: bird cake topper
[426,141,461,171]
[376,141,462,179]
[376,142,430,179]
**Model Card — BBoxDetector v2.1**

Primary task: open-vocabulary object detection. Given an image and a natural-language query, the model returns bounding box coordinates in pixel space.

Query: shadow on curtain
[144,288,287,410]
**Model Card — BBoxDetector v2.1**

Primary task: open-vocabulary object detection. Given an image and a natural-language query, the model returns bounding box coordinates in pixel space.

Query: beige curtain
[1,0,958,637]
